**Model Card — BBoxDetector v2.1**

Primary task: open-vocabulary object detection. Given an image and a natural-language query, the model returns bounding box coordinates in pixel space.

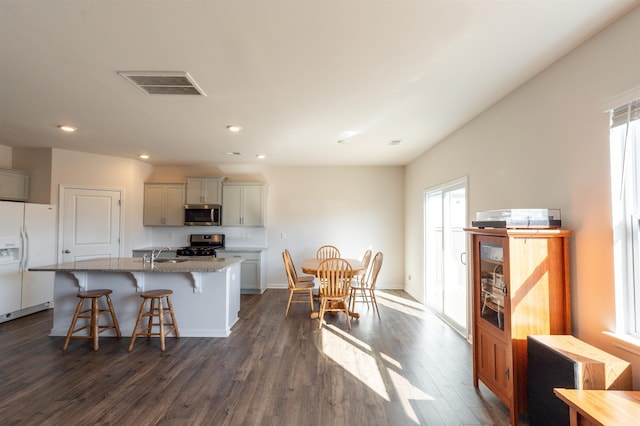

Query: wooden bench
[553,389,640,426]
[528,335,632,425]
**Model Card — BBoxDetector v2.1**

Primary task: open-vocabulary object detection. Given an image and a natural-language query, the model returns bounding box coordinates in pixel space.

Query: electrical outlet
[408,274,411,280]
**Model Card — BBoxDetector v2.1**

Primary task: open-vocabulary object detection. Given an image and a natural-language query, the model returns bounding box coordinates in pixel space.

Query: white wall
[12,148,53,204]
[0,145,11,167]
[405,6,640,385]
[261,166,404,288]
[50,148,154,257]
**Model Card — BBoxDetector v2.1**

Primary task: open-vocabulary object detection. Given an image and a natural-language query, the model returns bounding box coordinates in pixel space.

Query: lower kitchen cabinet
[217,249,266,294]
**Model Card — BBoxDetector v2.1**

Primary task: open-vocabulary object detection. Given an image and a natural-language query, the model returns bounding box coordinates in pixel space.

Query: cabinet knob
[64,249,71,254]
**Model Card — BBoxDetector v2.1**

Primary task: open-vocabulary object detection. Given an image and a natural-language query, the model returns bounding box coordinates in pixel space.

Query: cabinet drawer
[219,251,259,260]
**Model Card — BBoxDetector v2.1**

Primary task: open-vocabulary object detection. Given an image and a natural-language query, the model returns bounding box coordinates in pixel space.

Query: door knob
[64,249,71,253]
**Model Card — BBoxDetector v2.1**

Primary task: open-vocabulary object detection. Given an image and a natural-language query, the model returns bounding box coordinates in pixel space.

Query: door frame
[423,176,469,338]
[57,185,124,263]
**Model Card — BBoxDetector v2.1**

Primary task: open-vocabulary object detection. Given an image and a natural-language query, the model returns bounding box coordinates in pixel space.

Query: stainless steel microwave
[184,204,221,226]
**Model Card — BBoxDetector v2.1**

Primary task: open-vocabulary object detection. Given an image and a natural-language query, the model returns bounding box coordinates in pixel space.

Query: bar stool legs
[128,289,180,352]
[63,289,121,351]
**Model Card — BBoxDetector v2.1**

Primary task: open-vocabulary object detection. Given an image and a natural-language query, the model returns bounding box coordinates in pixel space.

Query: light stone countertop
[30,256,243,273]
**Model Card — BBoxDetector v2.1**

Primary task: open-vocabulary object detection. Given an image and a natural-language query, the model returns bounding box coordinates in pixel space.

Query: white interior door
[425,179,468,336]
[60,187,122,262]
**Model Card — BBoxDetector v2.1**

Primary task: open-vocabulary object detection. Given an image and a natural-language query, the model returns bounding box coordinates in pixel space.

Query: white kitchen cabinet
[143,183,186,226]
[222,183,266,226]
[0,167,29,201]
[217,249,266,294]
[186,177,225,205]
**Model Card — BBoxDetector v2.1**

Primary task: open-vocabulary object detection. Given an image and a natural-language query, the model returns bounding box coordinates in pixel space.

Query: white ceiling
[1,1,637,166]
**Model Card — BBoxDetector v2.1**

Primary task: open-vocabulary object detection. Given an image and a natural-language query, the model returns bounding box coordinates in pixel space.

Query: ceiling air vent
[117,71,206,96]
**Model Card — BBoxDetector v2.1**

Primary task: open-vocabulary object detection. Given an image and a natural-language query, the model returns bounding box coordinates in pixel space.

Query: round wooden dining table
[301,258,365,319]
[300,258,365,276]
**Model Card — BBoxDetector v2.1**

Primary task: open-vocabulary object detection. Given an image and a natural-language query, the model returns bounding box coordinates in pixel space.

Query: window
[610,99,640,339]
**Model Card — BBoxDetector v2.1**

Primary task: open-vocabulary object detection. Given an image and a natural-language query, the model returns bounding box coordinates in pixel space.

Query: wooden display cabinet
[465,228,573,426]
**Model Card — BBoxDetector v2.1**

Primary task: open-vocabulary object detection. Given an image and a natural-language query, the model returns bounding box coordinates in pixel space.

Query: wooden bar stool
[128,289,180,352]
[63,289,121,351]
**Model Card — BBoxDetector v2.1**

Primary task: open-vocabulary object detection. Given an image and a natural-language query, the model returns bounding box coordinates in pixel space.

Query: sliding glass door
[425,179,468,336]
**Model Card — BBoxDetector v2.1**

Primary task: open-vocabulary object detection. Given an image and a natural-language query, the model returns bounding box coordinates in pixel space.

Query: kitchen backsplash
[149,226,267,248]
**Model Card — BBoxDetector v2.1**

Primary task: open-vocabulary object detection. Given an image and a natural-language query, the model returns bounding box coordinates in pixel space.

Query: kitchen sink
[154,258,188,264]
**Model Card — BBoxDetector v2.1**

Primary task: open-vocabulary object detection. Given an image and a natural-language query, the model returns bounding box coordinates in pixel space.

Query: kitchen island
[30,257,243,337]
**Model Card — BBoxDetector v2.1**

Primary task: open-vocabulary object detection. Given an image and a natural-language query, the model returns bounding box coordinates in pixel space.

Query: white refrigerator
[0,201,56,322]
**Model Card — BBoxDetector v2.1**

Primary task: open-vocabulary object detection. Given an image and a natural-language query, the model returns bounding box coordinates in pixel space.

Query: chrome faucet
[151,246,171,264]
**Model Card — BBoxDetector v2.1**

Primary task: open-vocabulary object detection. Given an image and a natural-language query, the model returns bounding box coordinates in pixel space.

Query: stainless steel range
[176,234,225,257]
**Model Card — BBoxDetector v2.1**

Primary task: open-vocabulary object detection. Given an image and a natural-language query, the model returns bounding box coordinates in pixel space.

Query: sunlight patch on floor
[375,292,428,319]
[388,366,436,423]
[380,351,402,370]
[321,323,438,423]
[321,325,389,400]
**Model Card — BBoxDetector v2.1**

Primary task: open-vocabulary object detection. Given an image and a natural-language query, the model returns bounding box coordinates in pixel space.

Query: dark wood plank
[0,289,523,425]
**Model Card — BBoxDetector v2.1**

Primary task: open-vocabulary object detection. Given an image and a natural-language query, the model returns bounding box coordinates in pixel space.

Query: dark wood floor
[0,289,519,425]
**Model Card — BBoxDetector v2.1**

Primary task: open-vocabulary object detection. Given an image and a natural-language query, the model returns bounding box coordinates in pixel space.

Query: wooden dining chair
[282,250,316,317]
[316,257,352,329]
[354,249,372,286]
[316,245,340,260]
[350,251,383,318]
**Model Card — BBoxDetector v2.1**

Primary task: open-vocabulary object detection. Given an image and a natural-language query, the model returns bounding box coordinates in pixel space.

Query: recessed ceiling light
[389,139,402,146]
[256,154,266,159]
[226,125,242,132]
[139,154,150,159]
[57,125,77,132]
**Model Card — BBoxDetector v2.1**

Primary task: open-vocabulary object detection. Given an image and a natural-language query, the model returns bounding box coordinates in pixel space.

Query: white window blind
[610,96,640,338]
[611,100,640,128]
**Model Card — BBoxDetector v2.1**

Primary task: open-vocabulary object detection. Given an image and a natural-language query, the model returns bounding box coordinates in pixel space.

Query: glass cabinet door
[478,241,506,331]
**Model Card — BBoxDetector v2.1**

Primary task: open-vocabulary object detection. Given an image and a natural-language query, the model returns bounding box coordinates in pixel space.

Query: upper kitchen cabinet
[186,176,226,205]
[0,168,29,201]
[222,183,267,227]
[143,183,186,226]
